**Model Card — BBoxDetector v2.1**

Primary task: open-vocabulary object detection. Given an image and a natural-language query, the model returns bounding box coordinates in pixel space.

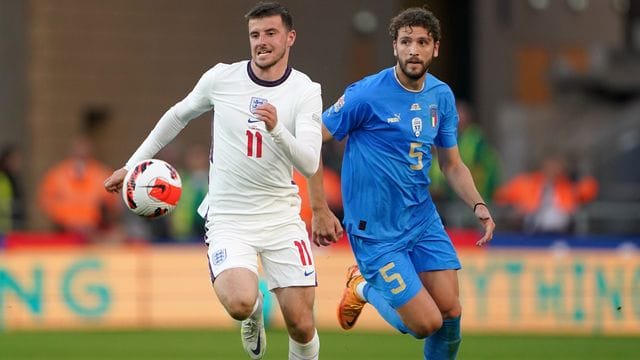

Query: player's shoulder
[205,60,247,76]
[289,68,320,86]
[346,67,394,97]
[355,67,393,88]
[425,73,454,96]
[288,68,321,93]
[195,61,249,88]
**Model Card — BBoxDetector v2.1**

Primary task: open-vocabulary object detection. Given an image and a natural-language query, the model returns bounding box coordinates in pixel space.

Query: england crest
[250,97,268,112]
[213,248,227,266]
[412,117,423,137]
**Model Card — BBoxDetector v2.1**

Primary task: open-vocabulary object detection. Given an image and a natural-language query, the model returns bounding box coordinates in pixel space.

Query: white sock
[288,329,319,360]
[355,281,367,302]
[249,292,263,320]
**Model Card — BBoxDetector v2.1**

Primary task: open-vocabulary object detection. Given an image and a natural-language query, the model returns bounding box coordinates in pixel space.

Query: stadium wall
[1,238,639,335]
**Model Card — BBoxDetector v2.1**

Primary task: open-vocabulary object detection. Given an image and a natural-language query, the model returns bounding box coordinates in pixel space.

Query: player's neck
[394,65,425,92]
[250,60,289,82]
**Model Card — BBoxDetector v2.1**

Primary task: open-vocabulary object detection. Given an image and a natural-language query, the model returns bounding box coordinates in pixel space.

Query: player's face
[393,26,439,80]
[248,15,295,70]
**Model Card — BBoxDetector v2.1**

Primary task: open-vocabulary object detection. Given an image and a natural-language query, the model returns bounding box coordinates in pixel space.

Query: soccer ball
[122,159,182,218]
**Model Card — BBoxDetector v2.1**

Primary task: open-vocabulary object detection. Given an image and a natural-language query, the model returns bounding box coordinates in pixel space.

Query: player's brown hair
[389,7,441,42]
[245,2,294,30]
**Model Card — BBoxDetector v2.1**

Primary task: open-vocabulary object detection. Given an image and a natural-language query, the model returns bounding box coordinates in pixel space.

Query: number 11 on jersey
[246,130,263,158]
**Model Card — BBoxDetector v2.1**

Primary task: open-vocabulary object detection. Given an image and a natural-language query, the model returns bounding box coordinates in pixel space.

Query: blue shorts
[348,216,461,308]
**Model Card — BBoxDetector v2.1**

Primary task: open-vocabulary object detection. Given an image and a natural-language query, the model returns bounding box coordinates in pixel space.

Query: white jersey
[126,60,323,227]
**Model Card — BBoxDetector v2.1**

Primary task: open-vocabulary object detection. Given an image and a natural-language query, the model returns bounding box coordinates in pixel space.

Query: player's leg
[260,221,319,360]
[273,286,319,360]
[214,269,266,359]
[411,217,463,360]
[207,234,266,359]
[339,234,443,338]
[213,268,261,320]
[420,270,462,360]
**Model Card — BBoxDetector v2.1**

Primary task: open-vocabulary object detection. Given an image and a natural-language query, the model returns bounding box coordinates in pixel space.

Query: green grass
[0,328,638,359]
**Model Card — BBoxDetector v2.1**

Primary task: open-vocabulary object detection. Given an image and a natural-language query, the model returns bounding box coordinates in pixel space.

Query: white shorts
[205,217,317,290]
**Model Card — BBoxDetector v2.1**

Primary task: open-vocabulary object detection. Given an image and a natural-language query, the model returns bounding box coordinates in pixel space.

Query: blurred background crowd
[1,0,639,244]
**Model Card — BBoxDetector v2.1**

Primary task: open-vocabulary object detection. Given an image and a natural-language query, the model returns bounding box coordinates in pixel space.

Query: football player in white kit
[103,2,342,359]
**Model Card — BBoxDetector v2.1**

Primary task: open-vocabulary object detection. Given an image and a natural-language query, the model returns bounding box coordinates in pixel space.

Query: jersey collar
[247,61,292,87]
[392,67,425,93]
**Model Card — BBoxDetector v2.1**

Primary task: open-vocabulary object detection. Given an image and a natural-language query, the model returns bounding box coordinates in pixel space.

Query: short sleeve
[322,83,363,141]
[433,88,458,148]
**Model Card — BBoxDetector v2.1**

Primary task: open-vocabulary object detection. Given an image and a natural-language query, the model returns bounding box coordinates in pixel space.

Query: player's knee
[286,318,315,343]
[441,302,462,319]
[225,299,256,320]
[409,316,443,339]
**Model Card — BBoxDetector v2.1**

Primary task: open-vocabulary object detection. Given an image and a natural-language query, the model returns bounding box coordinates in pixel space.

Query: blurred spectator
[38,135,121,242]
[429,100,501,202]
[494,154,598,234]
[294,167,342,235]
[0,144,25,233]
[171,143,209,242]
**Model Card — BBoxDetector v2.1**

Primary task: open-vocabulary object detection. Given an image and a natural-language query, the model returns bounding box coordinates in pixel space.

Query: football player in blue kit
[309,7,495,360]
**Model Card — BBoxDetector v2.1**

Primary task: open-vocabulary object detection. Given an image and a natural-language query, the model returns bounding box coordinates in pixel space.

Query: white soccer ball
[122,159,182,218]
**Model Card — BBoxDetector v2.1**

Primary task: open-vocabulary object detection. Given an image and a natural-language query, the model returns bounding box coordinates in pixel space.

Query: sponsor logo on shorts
[304,269,315,277]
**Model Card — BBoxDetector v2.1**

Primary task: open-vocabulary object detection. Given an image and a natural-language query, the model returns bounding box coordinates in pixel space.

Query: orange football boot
[337,265,367,330]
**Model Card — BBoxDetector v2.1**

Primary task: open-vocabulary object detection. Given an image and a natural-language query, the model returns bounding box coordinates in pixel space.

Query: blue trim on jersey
[323,67,459,240]
[246,61,292,87]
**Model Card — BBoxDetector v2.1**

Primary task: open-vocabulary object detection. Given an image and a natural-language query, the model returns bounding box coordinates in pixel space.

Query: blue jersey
[323,67,458,240]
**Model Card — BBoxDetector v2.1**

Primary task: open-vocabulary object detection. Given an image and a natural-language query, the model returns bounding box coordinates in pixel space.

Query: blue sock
[423,316,461,360]
[363,283,415,336]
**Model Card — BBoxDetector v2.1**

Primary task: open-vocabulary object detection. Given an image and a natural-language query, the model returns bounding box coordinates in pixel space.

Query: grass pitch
[1,328,638,359]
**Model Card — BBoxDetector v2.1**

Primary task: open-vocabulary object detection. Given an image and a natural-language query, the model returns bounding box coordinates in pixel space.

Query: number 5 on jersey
[246,130,263,158]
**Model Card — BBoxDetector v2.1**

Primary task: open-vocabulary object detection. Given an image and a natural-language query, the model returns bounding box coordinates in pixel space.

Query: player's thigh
[272,286,315,332]
[349,234,423,308]
[411,218,462,317]
[395,286,443,334]
[207,231,260,310]
[410,217,461,273]
[214,267,260,311]
[260,221,317,290]
[419,269,461,318]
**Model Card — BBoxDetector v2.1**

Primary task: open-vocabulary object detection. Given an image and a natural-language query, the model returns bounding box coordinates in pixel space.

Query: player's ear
[392,41,397,57]
[287,29,296,47]
[433,41,440,58]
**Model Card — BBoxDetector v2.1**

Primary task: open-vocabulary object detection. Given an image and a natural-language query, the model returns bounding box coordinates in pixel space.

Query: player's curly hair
[245,1,294,30]
[389,7,441,42]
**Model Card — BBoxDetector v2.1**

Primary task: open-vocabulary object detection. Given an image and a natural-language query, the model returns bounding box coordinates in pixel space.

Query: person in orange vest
[293,165,342,235]
[38,135,120,241]
[494,154,598,234]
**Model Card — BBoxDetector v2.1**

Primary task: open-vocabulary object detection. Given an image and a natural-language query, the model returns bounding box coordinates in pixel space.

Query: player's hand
[104,167,128,194]
[311,206,343,247]
[474,203,495,246]
[253,102,278,131]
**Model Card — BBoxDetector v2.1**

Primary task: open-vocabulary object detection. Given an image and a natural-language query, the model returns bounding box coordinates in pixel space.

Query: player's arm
[104,103,206,193]
[437,145,495,246]
[254,84,323,177]
[104,68,217,193]
[307,125,343,246]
